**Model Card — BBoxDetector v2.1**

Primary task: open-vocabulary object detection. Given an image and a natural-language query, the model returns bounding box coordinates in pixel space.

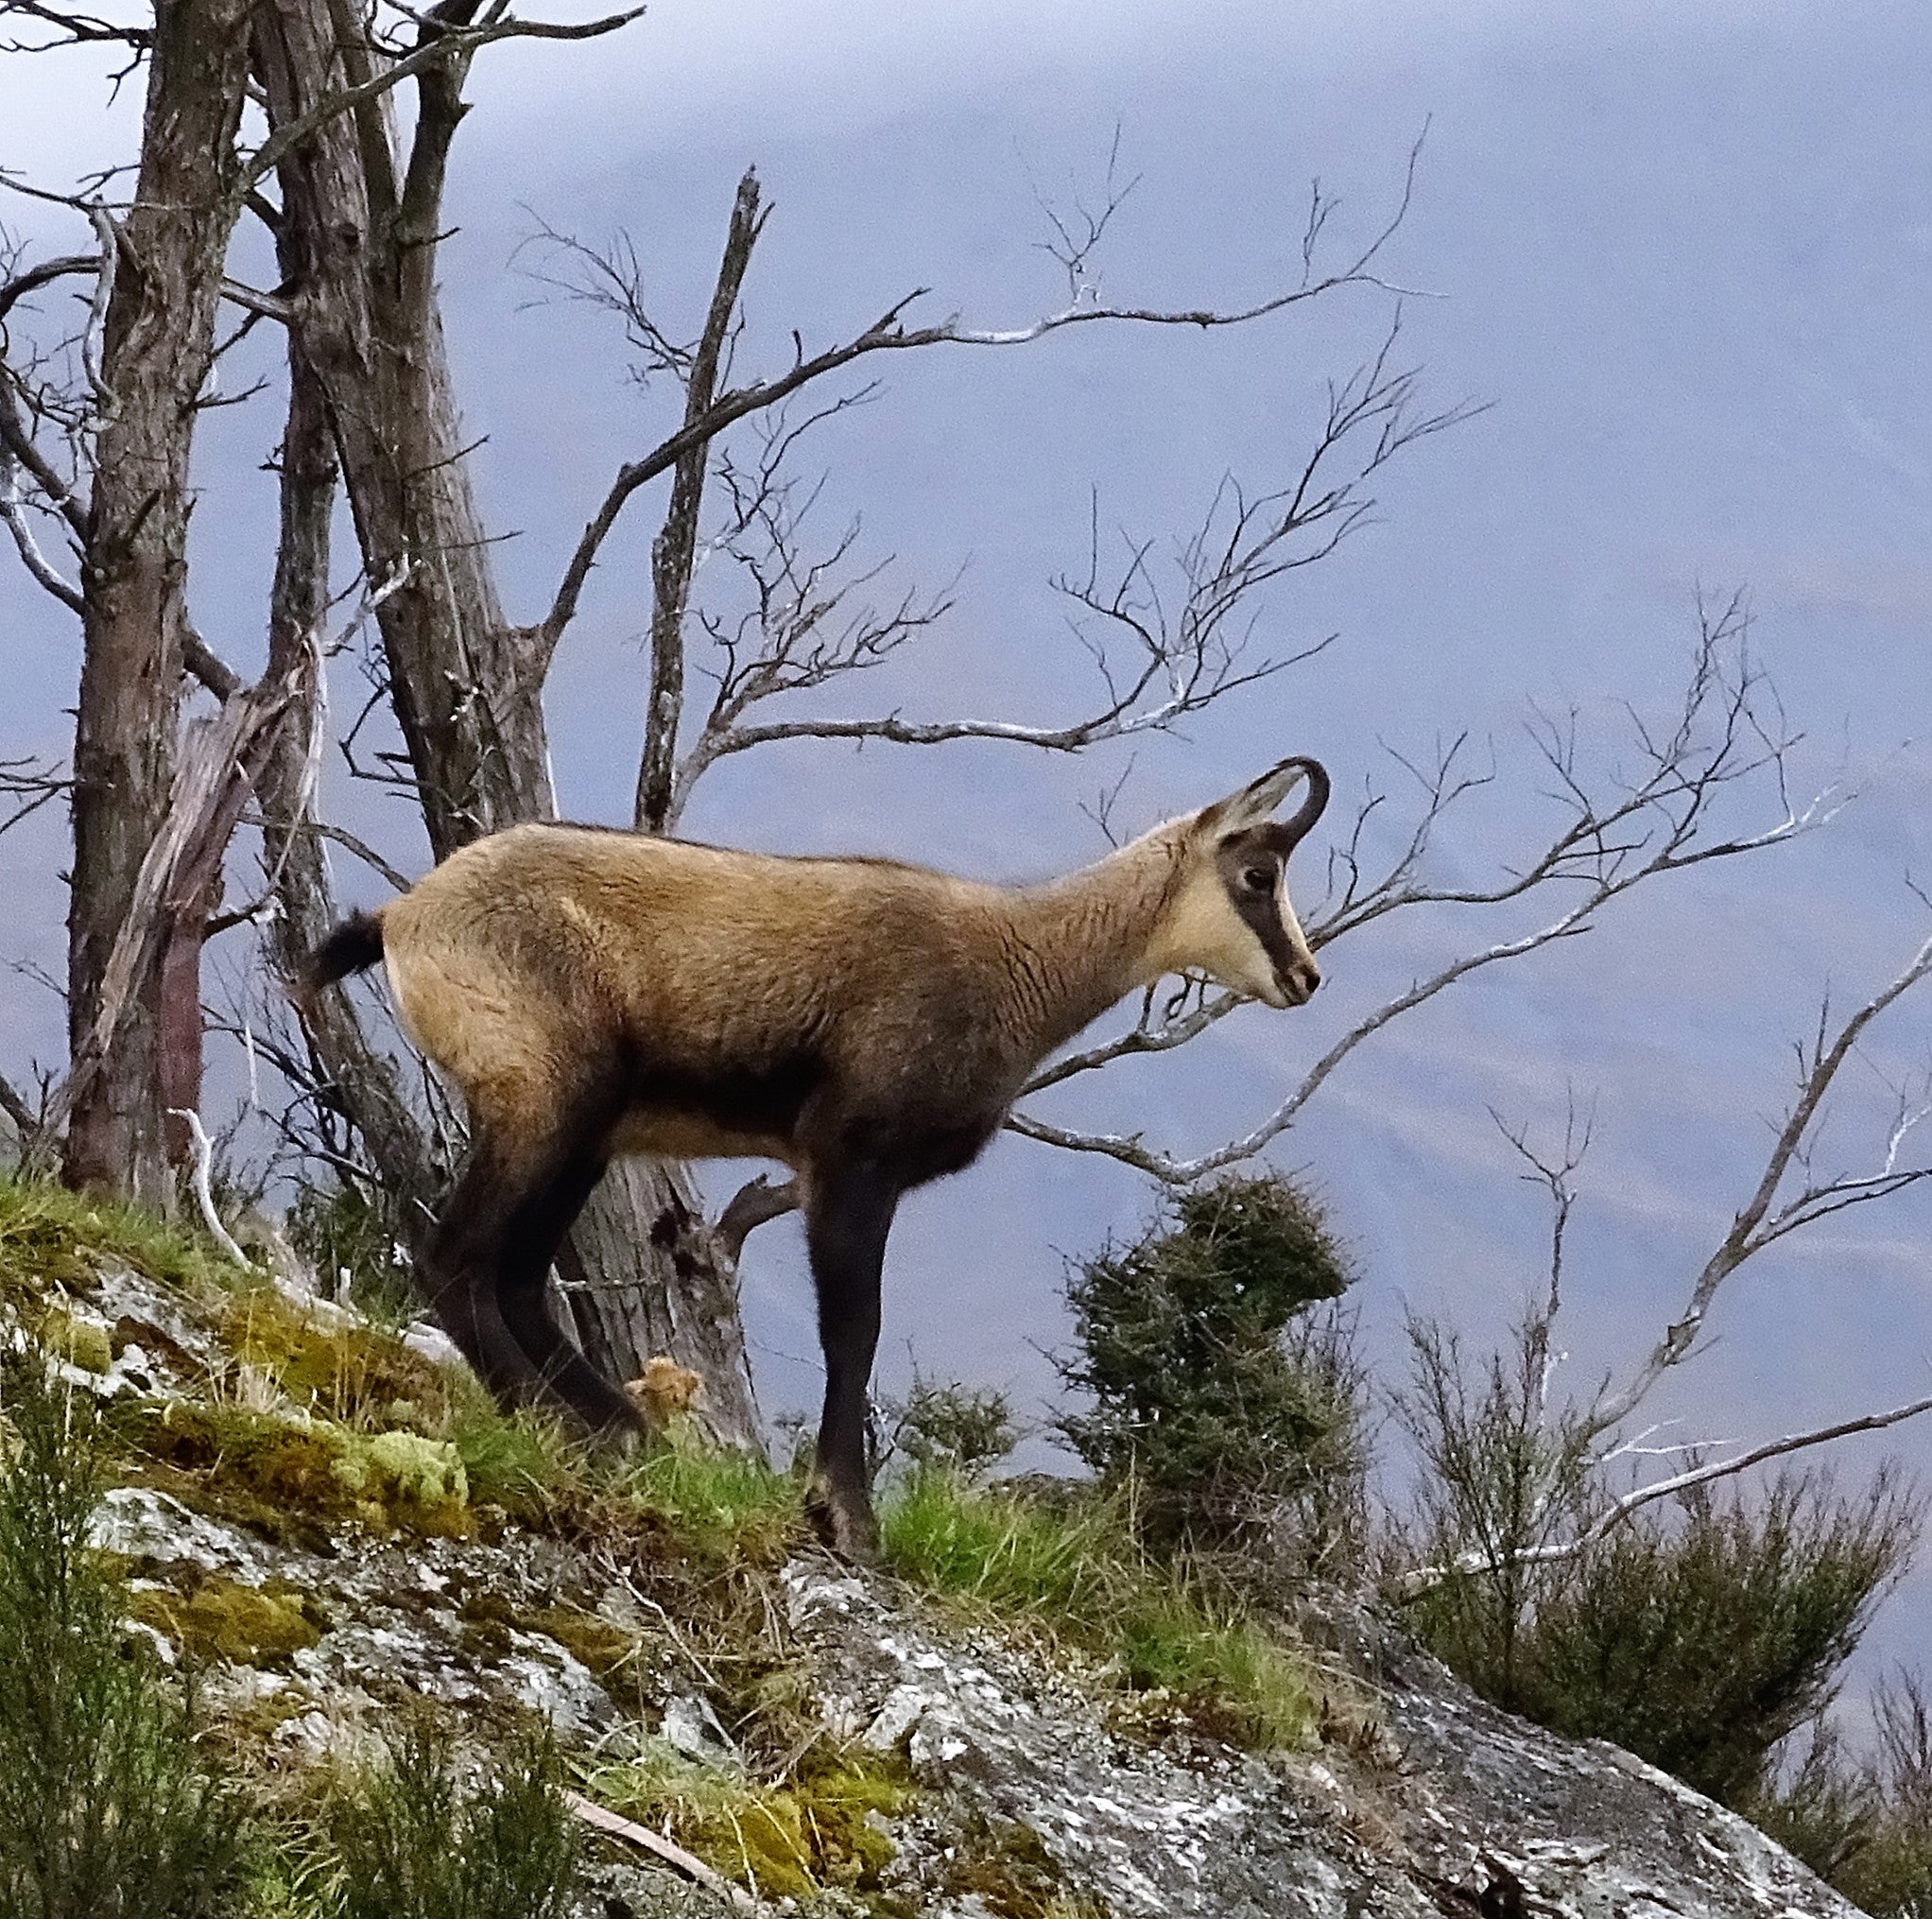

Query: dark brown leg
[802,1162,898,1562]
[421,1137,562,1409]
[494,1148,641,1436]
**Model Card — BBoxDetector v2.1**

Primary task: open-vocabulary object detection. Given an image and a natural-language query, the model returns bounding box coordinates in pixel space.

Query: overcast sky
[6,0,1932,1689]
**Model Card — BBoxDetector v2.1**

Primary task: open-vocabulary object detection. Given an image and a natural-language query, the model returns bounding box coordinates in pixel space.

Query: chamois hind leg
[801,1161,900,1563]
[420,1133,564,1410]
[492,1147,642,1439]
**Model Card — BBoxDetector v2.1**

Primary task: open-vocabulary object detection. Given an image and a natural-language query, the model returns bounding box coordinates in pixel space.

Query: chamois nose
[1282,957,1321,1004]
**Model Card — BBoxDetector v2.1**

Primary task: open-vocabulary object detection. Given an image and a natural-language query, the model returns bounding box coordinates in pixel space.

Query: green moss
[39,1302,112,1374]
[220,1285,452,1429]
[111,1400,469,1541]
[129,1574,322,1668]
[518,1603,642,1683]
[352,1430,468,1527]
[589,1743,908,1905]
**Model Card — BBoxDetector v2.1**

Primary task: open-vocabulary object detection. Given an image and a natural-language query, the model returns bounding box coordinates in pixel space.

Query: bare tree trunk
[557,1162,763,1450]
[64,0,254,1202]
[251,0,762,1444]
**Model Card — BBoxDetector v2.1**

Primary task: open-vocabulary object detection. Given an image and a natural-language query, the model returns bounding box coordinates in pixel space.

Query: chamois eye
[1241,867,1274,893]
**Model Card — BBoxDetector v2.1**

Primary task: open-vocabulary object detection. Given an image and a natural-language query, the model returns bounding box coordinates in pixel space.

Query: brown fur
[312,756,1329,1559]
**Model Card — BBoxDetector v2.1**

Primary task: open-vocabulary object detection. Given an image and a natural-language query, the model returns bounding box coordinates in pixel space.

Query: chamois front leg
[802,1163,899,1563]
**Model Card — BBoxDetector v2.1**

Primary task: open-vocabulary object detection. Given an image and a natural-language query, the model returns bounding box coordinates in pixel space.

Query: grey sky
[5,1,1932,1689]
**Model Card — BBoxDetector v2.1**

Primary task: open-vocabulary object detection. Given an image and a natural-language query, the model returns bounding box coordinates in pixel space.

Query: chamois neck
[1006,829,1185,1061]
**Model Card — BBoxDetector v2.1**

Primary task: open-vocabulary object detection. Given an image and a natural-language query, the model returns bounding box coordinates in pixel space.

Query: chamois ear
[1197,756,1331,847]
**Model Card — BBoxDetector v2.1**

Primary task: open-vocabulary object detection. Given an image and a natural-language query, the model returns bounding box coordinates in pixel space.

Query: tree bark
[65,0,255,1202]
[250,0,763,1446]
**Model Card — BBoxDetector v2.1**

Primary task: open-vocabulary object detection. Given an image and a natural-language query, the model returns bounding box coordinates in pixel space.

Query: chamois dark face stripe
[1216,835,1298,980]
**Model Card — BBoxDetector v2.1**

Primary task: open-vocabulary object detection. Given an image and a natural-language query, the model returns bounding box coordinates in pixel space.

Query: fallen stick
[564,1789,760,1913]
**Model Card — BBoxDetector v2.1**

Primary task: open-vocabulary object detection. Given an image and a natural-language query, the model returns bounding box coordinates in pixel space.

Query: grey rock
[68,1253,1870,1918]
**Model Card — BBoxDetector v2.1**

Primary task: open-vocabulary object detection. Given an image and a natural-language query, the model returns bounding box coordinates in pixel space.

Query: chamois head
[1149,756,1331,1008]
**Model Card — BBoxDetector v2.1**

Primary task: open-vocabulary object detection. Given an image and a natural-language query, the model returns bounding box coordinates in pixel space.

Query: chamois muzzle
[1276,954,1322,1006]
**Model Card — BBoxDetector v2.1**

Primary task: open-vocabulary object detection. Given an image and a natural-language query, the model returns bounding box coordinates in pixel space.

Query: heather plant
[320,1712,580,1919]
[0,1355,246,1919]
[1394,1307,1920,1817]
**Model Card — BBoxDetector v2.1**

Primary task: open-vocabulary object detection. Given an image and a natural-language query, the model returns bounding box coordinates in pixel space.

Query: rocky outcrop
[26,1246,1869,1917]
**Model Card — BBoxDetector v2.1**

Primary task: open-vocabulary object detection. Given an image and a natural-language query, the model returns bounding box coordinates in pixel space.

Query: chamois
[303,754,1330,1558]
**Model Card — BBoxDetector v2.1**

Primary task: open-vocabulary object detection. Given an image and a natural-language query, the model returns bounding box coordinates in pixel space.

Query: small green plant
[285,1176,419,1324]
[621,1435,802,1561]
[0,1354,247,1919]
[1391,1308,1596,1713]
[319,1711,580,1919]
[1057,1174,1366,1560]
[880,1369,1019,1478]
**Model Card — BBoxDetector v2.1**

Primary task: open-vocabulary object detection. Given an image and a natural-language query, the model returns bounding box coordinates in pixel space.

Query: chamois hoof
[805,1480,881,1565]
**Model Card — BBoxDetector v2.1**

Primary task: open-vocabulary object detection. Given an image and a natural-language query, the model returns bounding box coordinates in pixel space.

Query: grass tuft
[621,1440,805,1560]
[882,1468,1320,1749]
[0,1171,236,1305]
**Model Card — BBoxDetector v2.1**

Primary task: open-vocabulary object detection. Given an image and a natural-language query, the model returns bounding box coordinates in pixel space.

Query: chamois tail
[302,909,386,991]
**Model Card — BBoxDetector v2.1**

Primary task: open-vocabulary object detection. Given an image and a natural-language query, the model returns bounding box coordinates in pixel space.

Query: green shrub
[0,1356,247,1919]
[880,1370,1018,1478]
[1391,1310,1596,1712]
[1753,1675,1932,1914]
[320,1711,580,1919]
[1523,1472,1913,1804]
[1394,1309,1919,1812]
[1057,1175,1366,1559]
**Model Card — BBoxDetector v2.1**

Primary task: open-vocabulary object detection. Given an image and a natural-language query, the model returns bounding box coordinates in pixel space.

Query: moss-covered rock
[40,1301,112,1374]
[220,1284,453,1429]
[129,1572,323,1668]
[113,1401,469,1541]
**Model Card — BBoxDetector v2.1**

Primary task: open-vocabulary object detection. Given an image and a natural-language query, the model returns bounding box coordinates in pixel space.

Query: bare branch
[713,1174,800,1264]
[630,168,766,831]
[539,151,1438,650]
[1586,922,1932,1436]
[1009,614,1843,1181]
[1399,1392,1932,1599]
[244,4,647,187]
[168,1105,255,1269]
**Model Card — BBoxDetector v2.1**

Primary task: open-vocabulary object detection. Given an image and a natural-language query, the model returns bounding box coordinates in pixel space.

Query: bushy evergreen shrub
[1057,1175,1366,1559]
[0,1357,246,1919]
[1526,1471,1913,1803]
